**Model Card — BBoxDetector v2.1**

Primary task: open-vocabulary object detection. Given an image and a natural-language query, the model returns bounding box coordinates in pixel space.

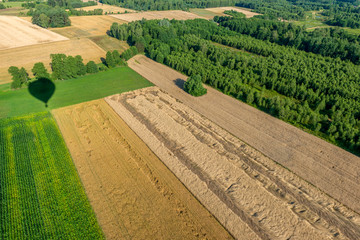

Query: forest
[109,18,360,152]
[30,5,71,28]
[215,13,360,64]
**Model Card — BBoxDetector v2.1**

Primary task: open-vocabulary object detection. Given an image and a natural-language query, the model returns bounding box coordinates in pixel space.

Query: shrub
[184,75,207,97]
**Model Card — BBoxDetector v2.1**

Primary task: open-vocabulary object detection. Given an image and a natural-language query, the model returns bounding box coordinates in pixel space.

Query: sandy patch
[206,7,261,18]
[0,38,105,84]
[52,99,233,240]
[107,86,360,240]
[110,10,206,22]
[0,16,68,50]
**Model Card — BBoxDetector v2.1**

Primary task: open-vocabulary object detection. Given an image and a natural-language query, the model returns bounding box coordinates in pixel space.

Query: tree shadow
[173,78,186,90]
[28,78,55,108]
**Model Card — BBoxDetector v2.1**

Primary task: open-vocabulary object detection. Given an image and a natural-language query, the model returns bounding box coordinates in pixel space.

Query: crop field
[205,7,261,18]
[80,3,135,14]
[128,55,360,214]
[0,112,103,239]
[0,16,68,50]
[189,8,220,19]
[88,35,129,52]
[51,16,127,38]
[110,10,206,22]
[0,66,152,118]
[106,86,360,240]
[0,38,105,84]
[52,99,232,240]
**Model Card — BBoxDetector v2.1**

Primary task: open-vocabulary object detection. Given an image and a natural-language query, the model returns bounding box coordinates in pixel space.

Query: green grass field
[189,8,219,19]
[3,1,25,7]
[0,112,104,239]
[0,66,153,118]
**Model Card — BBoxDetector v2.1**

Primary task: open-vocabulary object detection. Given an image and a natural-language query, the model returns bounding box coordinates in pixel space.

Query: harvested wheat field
[128,56,360,214]
[206,7,261,18]
[111,10,205,22]
[0,38,105,84]
[51,16,127,38]
[106,86,360,240]
[80,3,134,14]
[52,99,232,240]
[0,16,68,50]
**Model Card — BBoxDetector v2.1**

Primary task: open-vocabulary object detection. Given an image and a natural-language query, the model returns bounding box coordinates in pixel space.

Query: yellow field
[111,10,205,22]
[79,3,134,14]
[0,38,105,84]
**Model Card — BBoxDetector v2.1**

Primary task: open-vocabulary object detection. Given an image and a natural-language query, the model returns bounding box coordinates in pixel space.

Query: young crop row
[0,112,104,239]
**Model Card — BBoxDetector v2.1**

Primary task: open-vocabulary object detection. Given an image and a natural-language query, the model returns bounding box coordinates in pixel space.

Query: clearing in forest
[205,7,261,18]
[0,38,105,84]
[52,99,232,240]
[0,16,68,50]
[79,3,134,14]
[88,35,129,52]
[106,86,360,240]
[0,112,103,239]
[110,10,205,22]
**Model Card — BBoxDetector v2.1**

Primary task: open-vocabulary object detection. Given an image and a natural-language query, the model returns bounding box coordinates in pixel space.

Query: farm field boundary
[52,99,233,240]
[127,55,360,214]
[0,112,104,239]
[110,10,206,22]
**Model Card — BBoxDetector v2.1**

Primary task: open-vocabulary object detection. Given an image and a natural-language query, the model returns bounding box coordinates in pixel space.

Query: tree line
[109,18,360,152]
[30,5,71,28]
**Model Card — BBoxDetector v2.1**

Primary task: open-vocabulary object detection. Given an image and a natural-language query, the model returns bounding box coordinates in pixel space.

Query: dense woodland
[109,18,360,152]
[215,13,360,64]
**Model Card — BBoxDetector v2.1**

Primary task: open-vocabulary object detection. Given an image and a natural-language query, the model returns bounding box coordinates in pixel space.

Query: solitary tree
[32,62,50,79]
[184,75,207,97]
[106,51,116,68]
[86,61,99,74]
[8,66,21,89]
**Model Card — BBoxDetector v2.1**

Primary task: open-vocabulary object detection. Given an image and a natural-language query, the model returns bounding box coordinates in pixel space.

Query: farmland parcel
[110,10,205,22]
[0,112,103,239]
[52,99,233,240]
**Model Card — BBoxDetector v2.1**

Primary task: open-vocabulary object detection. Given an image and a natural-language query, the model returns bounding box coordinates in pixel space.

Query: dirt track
[127,55,360,214]
[107,87,360,239]
[0,16,68,50]
[52,100,232,240]
[110,10,205,22]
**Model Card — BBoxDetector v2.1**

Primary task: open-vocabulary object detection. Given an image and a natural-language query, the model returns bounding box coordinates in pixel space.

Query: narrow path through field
[52,100,232,240]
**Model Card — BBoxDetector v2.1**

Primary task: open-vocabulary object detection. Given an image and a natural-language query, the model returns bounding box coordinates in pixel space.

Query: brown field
[107,86,360,240]
[88,35,129,52]
[50,16,127,38]
[127,55,360,215]
[205,7,261,18]
[52,99,233,240]
[110,10,206,22]
[0,16,68,50]
[79,3,134,14]
[0,38,105,84]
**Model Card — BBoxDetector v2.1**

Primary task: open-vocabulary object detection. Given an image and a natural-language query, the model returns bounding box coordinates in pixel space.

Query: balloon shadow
[28,78,55,108]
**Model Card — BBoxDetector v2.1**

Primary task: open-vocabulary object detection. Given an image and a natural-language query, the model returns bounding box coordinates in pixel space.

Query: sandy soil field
[111,10,205,22]
[52,100,232,240]
[205,7,261,18]
[80,3,134,14]
[107,87,360,240]
[50,16,127,38]
[0,38,105,84]
[0,16,68,50]
[127,55,360,214]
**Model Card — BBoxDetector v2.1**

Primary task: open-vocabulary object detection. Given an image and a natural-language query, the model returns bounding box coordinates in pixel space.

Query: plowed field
[52,99,232,240]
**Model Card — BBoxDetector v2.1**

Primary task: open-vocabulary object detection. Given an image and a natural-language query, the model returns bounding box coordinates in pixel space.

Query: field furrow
[106,87,360,240]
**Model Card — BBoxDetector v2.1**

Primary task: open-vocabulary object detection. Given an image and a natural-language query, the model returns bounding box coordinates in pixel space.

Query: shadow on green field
[28,78,56,108]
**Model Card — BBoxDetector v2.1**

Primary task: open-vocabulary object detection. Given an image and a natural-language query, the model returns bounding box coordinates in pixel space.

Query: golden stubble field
[0,16,68,50]
[52,99,233,240]
[0,38,105,84]
[106,86,360,240]
[80,3,135,14]
[205,7,261,18]
[110,10,206,22]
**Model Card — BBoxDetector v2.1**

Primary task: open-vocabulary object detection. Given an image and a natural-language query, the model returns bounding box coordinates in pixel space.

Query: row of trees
[215,15,360,64]
[68,8,103,16]
[108,19,360,152]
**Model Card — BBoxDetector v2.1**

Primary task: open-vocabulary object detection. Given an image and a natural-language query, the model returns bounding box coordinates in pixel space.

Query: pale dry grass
[111,10,205,22]
[53,99,233,240]
[0,38,105,84]
[79,3,134,14]
[0,16,68,50]
[206,7,261,18]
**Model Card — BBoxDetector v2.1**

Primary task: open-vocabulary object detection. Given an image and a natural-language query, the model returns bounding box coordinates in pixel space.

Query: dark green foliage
[8,66,29,89]
[31,5,71,28]
[0,3,6,9]
[50,54,86,80]
[86,61,99,74]
[184,75,207,96]
[68,8,103,16]
[32,62,50,79]
[106,51,116,68]
[47,0,97,8]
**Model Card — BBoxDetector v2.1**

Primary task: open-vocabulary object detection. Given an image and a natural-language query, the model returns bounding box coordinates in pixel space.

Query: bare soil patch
[107,86,360,240]
[80,3,134,14]
[111,10,205,22]
[206,7,261,18]
[0,16,68,50]
[0,38,105,84]
[52,99,233,240]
